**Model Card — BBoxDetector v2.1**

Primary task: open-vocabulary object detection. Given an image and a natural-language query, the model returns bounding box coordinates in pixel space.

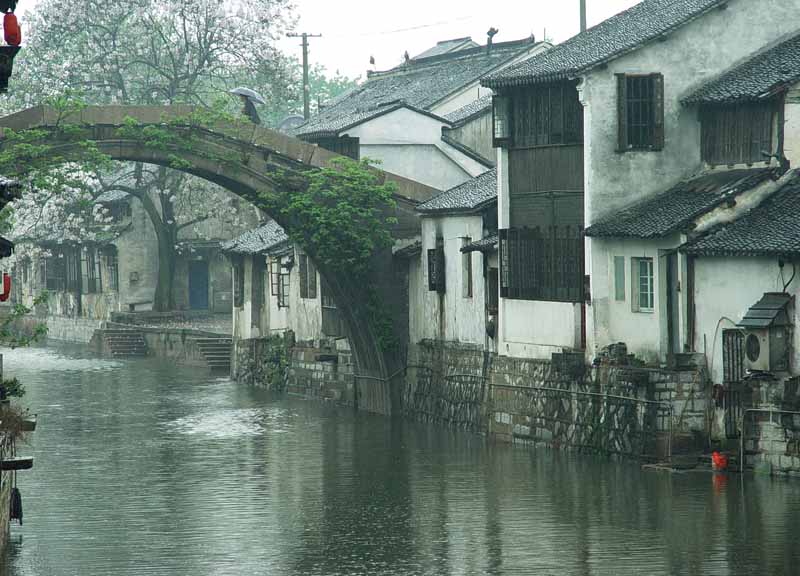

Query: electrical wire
[783,262,796,293]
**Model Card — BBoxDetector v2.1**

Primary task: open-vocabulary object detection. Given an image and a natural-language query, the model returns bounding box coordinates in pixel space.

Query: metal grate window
[427,239,445,293]
[499,227,585,303]
[617,73,664,151]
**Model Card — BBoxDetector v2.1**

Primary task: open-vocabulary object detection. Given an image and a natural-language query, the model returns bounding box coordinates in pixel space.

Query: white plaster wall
[784,81,800,168]
[411,215,488,346]
[286,250,323,342]
[581,0,800,224]
[359,144,473,191]
[498,299,580,359]
[590,236,682,365]
[346,107,487,190]
[694,256,800,384]
[346,108,446,145]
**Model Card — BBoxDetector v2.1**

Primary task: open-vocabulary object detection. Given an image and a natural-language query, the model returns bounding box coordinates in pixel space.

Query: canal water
[2,344,800,576]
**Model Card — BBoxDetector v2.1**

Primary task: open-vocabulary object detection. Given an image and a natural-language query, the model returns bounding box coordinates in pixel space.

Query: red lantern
[4,12,20,47]
[0,273,10,302]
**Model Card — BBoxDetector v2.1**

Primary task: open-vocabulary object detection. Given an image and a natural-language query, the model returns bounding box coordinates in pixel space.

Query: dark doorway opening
[189,260,209,310]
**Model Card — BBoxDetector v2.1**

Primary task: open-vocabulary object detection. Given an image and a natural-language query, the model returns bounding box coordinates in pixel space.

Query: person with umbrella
[230,87,265,125]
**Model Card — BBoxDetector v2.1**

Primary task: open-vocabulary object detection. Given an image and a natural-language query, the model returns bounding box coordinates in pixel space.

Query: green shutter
[614,256,625,301]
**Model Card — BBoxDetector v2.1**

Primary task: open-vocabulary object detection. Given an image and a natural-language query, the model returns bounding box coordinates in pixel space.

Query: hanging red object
[0,273,10,302]
[4,12,21,47]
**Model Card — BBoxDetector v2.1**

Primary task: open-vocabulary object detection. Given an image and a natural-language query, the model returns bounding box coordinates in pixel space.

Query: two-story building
[409,169,499,350]
[292,35,550,191]
[481,0,800,361]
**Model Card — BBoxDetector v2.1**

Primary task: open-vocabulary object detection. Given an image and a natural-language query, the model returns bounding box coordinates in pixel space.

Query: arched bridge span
[0,105,437,413]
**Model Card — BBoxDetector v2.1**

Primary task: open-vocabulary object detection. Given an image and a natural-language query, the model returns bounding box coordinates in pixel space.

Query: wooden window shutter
[616,74,628,151]
[436,244,446,293]
[308,257,317,299]
[299,253,308,299]
[652,73,665,150]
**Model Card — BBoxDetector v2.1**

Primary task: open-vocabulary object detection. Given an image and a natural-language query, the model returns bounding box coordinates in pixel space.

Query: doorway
[189,260,209,310]
[666,253,680,355]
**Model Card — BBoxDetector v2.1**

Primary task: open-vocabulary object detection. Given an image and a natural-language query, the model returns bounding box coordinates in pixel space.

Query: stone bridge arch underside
[0,105,438,412]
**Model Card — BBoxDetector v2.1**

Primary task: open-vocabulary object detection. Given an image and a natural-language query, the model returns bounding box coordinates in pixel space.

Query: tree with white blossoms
[1,0,340,311]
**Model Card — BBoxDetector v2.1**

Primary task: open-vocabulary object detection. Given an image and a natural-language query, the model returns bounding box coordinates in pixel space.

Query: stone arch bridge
[0,105,438,413]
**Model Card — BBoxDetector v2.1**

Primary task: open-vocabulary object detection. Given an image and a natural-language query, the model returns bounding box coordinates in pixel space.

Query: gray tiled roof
[414,37,478,60]
[682,173,800,256]
[293,39,537,138]
[461,234,498,253]
[483,0,725,88]
[444,94,492,125]
[585,168,781,239]
[684,32,800,104]
[417,169,497,214]
[221,220,289,255]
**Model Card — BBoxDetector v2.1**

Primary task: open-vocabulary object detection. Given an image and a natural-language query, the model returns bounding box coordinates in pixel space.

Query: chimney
[580,0,587,33]
[487,27,499,53]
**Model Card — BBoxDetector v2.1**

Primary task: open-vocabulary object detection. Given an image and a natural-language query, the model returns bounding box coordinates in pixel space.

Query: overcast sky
[278,0,641,79]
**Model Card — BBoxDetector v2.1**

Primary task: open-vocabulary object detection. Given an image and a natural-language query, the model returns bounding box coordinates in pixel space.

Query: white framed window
[632,257,654,313]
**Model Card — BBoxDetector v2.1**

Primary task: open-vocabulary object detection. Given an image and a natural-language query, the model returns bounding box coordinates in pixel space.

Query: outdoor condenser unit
[739,293,793,373]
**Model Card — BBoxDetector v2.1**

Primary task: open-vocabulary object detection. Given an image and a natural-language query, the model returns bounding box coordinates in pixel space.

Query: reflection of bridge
[0,105,438,412]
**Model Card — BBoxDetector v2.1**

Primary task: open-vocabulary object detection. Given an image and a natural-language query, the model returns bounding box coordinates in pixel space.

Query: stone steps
[102,330,148,358]
[194,338,232,372]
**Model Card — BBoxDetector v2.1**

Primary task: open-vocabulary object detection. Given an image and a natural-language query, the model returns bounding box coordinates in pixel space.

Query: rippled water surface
[3,344,800,576]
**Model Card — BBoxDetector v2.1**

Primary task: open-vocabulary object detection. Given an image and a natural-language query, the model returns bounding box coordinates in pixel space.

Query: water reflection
[2,344,800,575]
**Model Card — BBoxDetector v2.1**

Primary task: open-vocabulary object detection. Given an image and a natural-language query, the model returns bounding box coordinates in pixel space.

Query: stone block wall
[404,341,708,460]
[233,334,356,404]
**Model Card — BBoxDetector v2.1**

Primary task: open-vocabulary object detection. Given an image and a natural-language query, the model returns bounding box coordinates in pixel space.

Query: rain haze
[280,0,641,78]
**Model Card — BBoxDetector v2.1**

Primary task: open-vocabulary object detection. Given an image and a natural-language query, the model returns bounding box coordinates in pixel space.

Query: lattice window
[701,103,774,166]
[617,73,664,151]
[427,240,445,293]
[105,247,119,291]
[510,82,584,148]
[632,257,654,313]
[499,227,584,303]
[298,253,317,299]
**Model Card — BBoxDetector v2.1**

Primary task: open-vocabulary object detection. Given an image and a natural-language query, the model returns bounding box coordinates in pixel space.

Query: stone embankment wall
[235,336,709,460]
[739,378,800,477]
[233,333,357,404]
[404,340,708,460]
[17,315,103,343]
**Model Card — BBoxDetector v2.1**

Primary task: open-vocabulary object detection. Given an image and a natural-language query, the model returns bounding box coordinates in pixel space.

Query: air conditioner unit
[739,293,793,373]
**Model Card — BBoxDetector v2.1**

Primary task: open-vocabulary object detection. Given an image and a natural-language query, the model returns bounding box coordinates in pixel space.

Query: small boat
[0,457,33,471]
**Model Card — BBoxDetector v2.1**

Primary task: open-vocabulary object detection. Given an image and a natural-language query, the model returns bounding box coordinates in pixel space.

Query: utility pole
[287,32,322,120]
[580,0,587,32]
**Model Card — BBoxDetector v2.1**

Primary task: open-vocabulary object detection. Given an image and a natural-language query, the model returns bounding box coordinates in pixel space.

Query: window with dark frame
[461,238,473,298]
[83,248,102,294]
[270,256,290,309]
[499,227,585,303]
[65,249,81,292]
[617,73,664,152]
[298,253,317,299]
[508,83,584,149]
[233,257,245,308]
[427,238,446,293]
[105,247,119,291]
